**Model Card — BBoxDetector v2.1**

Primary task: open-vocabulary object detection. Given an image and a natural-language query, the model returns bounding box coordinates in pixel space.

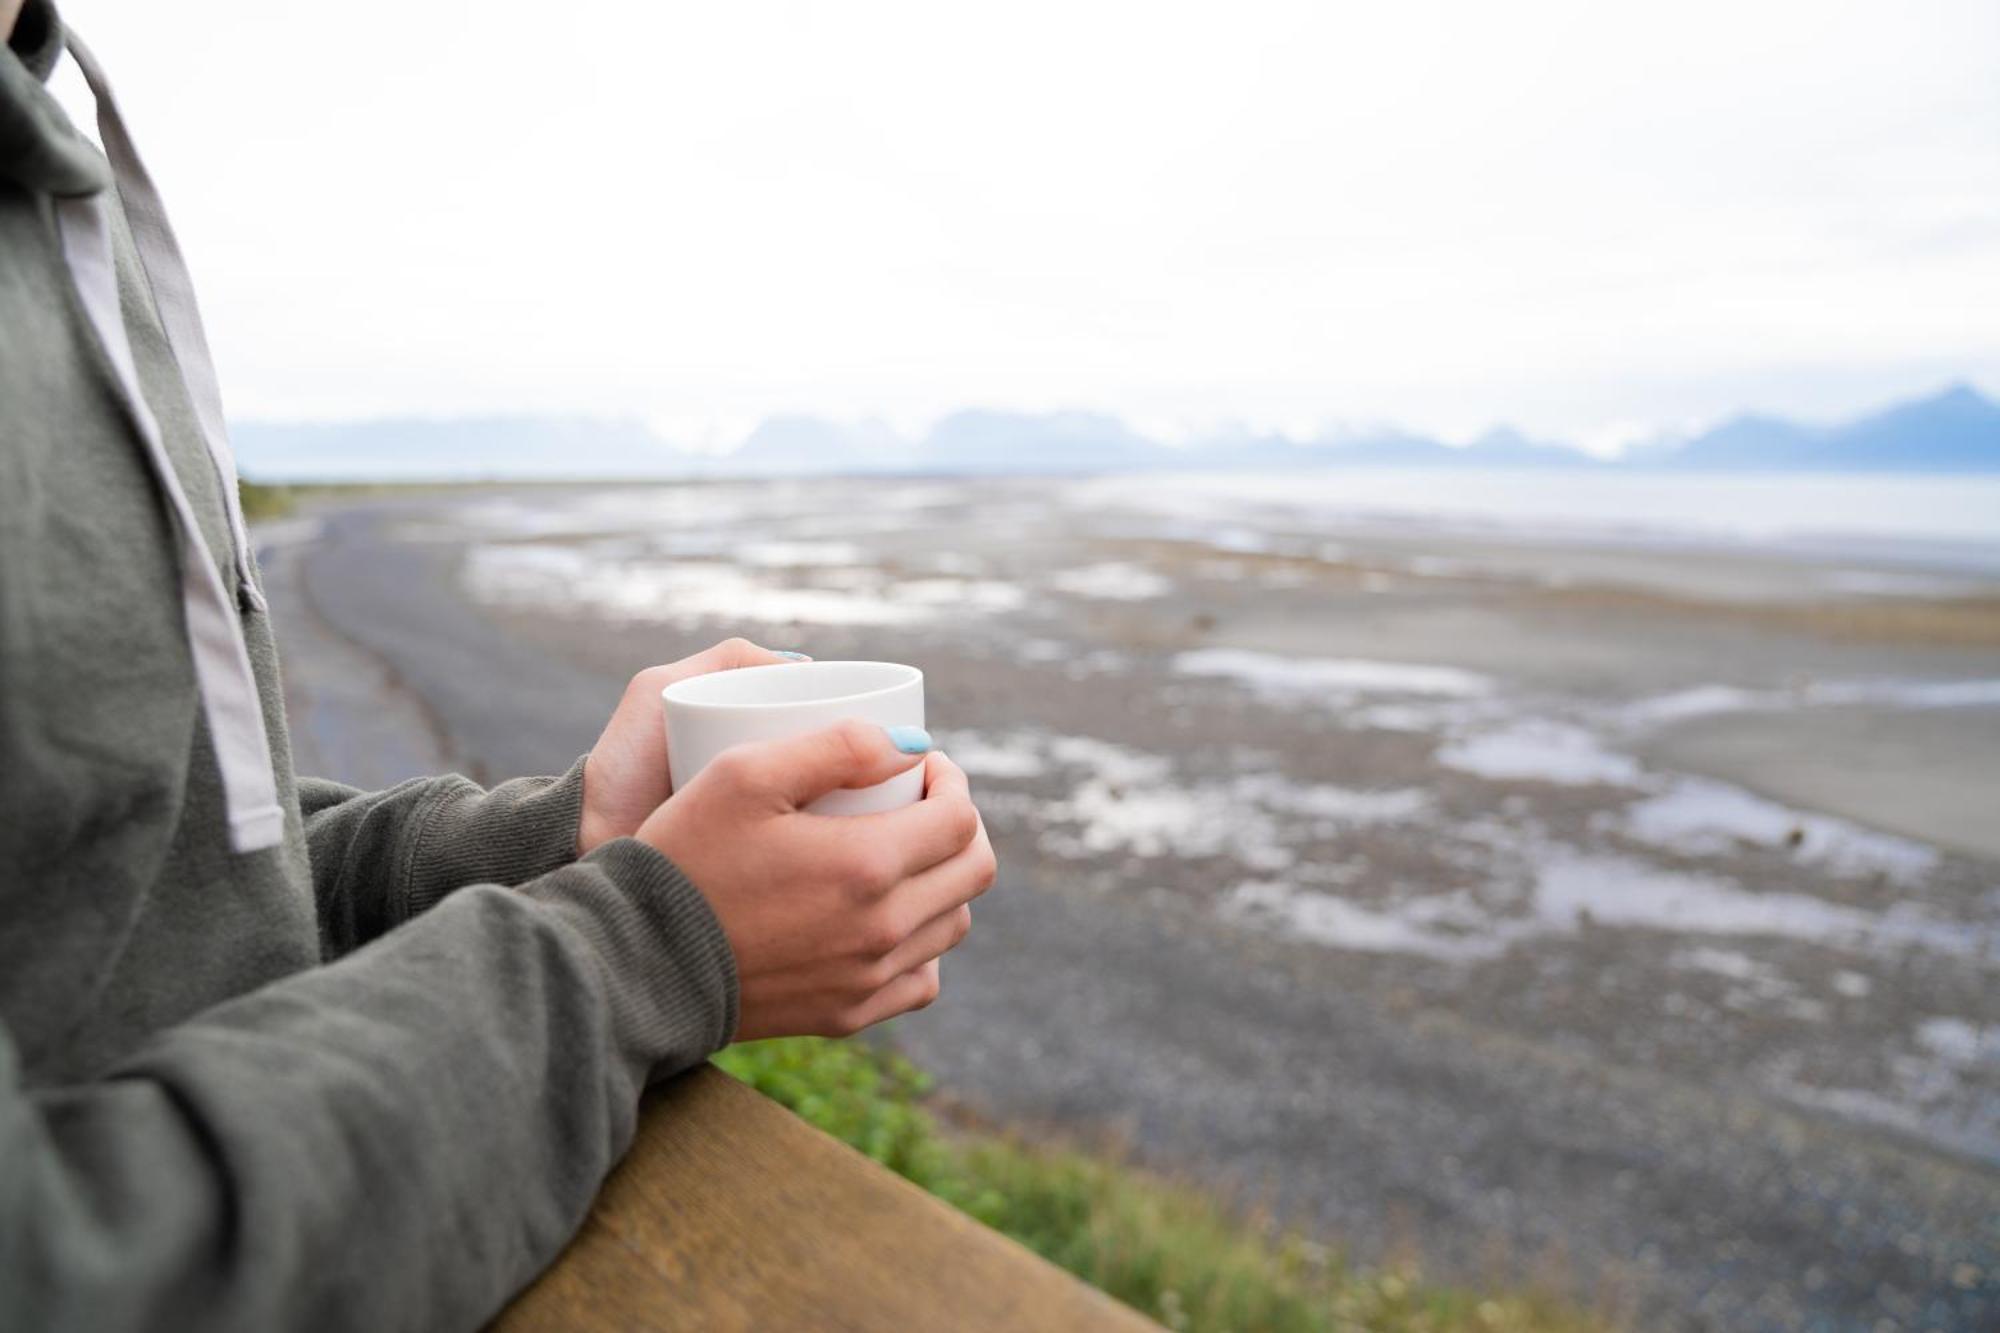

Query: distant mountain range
[1637,384,2000,472]
[231,382,2000,481]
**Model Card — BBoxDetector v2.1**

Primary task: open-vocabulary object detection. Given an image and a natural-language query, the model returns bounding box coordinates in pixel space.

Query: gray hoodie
[0,2,740,1327]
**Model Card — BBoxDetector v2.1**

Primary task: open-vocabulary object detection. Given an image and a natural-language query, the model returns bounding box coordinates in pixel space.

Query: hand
[578,638,805,856]
[634,722,996,1042]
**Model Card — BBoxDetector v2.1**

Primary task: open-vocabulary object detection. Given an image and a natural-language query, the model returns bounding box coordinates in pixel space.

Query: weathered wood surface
[492,1064,1162,1332]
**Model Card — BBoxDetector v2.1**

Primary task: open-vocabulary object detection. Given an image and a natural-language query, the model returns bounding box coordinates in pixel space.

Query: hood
[0,0,107,195]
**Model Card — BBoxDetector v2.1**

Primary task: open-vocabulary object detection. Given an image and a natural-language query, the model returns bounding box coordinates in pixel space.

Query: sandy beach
[257,475,2000,1332]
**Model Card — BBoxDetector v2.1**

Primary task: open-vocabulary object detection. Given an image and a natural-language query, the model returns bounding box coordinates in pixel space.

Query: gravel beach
[258,476,2000,1331]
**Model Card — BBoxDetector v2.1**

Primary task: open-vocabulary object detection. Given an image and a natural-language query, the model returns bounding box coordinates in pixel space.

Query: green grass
[715,1036,1609,1333]
[237,480,296,522]
[237,479,448,521]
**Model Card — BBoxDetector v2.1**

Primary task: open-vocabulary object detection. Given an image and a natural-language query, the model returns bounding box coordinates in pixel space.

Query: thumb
[746,719,932,809]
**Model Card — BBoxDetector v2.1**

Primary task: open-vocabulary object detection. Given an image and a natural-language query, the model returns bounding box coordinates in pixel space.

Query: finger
[845,959,943,1032]
[836,756,977,879]
[694,636,809,670]
[738,718,930,809]
[875,902,972,979]
[877,820,996,935]
[921,748,968,799]
[640,637,805,696]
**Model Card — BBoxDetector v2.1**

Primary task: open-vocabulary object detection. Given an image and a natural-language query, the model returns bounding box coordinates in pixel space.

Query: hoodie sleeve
[298,759,590,955]
[0,836,738,1333]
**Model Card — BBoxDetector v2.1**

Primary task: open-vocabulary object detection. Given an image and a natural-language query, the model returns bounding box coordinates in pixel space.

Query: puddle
[954,730,1430,874]
[939,731,1051,780]
[1619,778,1937,884]
[1622,678,2000,726]
[1916,1017,1998,1066]
[1226,881,1507,959]
[1438,720,1644,786]
[735,540,869,567]
[1531,850,1971,956]
[1672,946,1791,988]
[1230,774,1431,825]
[1175,649,1494,702]
[465,543,1027,627]
[1051,562,1174,600]
[1823,570,1982,597]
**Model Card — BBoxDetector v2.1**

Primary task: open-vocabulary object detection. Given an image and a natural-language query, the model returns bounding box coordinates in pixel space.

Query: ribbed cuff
[520,838,740,1082]
[404,757,589,917]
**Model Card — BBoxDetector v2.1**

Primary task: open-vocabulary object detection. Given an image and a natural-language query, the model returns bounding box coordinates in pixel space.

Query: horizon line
[228,377,1999,464]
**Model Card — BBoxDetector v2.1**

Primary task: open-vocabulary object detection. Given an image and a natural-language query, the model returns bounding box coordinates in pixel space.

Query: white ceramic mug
[662,660,926,815]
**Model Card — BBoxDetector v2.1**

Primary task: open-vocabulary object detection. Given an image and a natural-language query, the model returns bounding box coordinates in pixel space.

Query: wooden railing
[494,1065,1162,1331]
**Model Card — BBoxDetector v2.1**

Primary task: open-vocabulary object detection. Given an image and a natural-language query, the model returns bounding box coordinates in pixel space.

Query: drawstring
[64,31,265,613]
[52,28,285,853]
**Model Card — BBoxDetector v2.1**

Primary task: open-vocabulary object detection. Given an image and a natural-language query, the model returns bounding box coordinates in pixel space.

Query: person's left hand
[577,637,806,855]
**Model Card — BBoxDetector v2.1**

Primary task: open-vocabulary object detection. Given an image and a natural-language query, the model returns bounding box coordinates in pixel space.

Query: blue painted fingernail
[773,650,811,661]
[886,725,933,754]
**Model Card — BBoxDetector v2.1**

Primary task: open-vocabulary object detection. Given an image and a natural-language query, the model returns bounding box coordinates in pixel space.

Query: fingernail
[773,650,812,661]
[885,725,933,754]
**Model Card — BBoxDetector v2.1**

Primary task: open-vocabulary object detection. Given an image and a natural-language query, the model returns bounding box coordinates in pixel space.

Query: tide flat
[257,477,2000,1333]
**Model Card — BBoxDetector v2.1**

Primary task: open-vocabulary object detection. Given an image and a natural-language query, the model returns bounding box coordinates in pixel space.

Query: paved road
[261,499,2000,1332]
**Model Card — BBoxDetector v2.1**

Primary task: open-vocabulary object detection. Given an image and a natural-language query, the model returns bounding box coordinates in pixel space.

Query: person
[0,0,996,1326]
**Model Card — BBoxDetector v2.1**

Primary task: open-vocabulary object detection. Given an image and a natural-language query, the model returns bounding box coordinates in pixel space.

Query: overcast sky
[52,0,2000,452]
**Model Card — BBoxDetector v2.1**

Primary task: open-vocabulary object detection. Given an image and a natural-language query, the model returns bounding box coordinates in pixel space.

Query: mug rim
[660,659,922,712]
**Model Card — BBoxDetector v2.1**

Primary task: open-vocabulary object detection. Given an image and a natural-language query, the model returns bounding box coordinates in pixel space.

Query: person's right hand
[633,721,995,1042]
